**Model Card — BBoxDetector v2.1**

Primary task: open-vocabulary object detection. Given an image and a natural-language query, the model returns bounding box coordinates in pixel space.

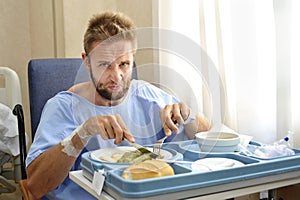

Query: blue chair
[28,58,87,140]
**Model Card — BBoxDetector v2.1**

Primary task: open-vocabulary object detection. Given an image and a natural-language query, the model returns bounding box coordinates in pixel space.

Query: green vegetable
[117,150,153,163]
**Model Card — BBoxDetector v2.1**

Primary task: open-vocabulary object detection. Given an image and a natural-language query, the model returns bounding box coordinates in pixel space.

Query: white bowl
[195,131,240,152]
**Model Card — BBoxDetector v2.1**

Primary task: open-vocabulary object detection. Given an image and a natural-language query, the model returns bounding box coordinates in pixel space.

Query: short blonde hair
[83,11,136,55]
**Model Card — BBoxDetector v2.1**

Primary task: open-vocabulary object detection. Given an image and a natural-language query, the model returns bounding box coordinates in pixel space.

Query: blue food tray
[79,140,300,199]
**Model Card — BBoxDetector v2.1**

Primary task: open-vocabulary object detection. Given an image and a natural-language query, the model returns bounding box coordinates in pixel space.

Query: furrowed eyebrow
[120,60,130,64]
[97,60,111,64]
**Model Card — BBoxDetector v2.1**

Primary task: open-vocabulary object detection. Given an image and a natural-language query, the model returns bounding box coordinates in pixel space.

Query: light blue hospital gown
[26,79,187,199]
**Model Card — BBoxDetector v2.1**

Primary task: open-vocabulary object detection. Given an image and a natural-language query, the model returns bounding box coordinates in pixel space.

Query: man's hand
[83,114,135,144]
[159,102,190,136]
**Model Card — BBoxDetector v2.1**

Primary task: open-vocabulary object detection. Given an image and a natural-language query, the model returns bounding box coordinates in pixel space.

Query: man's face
[87,40,134,101]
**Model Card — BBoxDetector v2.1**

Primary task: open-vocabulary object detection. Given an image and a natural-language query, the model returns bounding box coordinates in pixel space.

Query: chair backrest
[28,58,137,140]
[28,58,87,140]
[0,67,22,109]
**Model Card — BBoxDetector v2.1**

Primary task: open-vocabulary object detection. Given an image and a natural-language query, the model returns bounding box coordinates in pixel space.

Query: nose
[108,63,123,82]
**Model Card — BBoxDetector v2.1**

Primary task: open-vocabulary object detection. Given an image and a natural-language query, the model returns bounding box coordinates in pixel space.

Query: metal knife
[123,138,159,159]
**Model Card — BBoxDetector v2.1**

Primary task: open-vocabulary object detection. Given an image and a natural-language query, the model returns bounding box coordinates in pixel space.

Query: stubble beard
[91,72,132,101]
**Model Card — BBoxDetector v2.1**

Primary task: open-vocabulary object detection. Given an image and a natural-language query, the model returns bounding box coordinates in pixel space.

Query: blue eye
[98,62,110,68]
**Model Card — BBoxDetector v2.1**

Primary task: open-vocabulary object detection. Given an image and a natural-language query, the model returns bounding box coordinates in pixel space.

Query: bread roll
[122,160,174,180]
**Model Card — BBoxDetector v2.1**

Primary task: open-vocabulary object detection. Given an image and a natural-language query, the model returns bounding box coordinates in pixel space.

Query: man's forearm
[26,133,84,199]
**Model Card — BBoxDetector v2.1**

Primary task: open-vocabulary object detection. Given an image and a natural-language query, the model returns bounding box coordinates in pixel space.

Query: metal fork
[153,136,168,155]
[153,116,194,155]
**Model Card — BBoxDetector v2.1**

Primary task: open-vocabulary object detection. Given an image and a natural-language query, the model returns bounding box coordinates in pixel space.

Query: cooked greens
[117,150,153,163]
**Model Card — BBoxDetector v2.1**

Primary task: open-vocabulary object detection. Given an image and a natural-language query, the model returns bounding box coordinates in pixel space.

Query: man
[26,11,210,199]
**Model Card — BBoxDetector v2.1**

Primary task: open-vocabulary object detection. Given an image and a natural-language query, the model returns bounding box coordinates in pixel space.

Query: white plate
[90,146,173,163]
[191,157,245,172]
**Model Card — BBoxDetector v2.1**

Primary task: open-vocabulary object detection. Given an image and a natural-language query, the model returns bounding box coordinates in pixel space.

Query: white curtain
[156,0,300,147]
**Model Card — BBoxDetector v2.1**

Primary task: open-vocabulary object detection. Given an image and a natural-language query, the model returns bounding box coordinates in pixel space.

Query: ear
[82,52,91,73]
